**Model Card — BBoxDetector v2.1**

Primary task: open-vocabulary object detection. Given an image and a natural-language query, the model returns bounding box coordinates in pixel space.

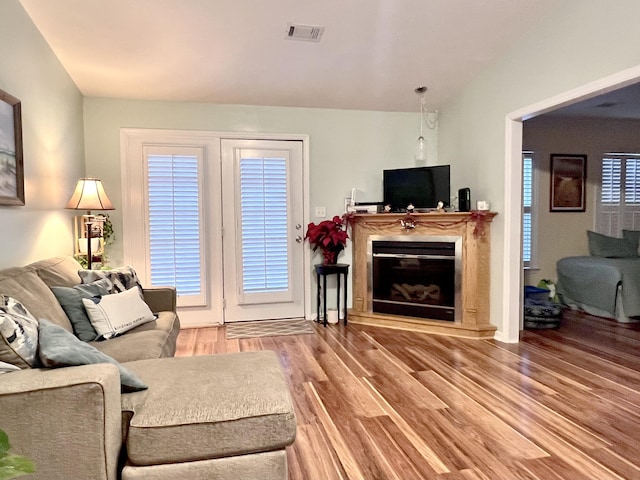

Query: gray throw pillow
[51,278,113,342]
[587,230,638,258]
[622,229,640,253]
[38,319,148,392]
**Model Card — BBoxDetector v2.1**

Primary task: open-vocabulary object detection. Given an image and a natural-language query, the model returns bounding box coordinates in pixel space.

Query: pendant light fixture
[414,86,439,164]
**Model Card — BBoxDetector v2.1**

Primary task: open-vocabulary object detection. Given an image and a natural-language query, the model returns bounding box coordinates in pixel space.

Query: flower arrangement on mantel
[305,215,349,265]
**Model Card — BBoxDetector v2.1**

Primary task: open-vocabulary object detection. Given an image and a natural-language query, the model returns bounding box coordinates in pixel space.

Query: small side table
[315,263,349,327]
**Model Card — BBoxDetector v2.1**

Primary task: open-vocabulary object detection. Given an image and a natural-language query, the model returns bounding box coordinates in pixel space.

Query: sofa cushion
[29,256,83,288]
[121,450,288,480]
[38,319,148,392]
[587,230,637,258]
[83,287,156,339]
[622,229,640,252]
[90,311,179,362]
[0,267,72,332]
[121,352,296,466]
[0,295,39,368]
[51,278,113,341]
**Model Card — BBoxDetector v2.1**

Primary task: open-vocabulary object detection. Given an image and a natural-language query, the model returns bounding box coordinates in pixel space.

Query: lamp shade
[66,178,114,211]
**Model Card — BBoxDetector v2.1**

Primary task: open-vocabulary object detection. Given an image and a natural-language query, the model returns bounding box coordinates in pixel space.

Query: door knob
[296,235,303,243]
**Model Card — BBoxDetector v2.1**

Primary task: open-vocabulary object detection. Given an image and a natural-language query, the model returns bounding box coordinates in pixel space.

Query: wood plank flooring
[175,310,640,479]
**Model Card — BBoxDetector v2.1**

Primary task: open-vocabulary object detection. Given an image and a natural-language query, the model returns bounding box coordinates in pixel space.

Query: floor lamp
[66,178,115,270]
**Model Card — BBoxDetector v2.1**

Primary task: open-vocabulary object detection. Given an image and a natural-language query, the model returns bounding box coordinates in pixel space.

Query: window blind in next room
[597,154,640,235]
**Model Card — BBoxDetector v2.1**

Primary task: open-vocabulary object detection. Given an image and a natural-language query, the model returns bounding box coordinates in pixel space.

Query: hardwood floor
[175,310,640,479]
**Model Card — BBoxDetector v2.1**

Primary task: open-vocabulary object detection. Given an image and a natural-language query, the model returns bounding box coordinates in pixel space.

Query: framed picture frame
[0,88,24,206]
[550,154,586,212]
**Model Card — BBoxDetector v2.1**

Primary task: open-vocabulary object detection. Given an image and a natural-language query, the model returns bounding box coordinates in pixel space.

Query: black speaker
[458,188,471,212]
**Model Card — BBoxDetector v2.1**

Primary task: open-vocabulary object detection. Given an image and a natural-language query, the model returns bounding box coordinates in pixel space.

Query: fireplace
[368,235,462,322]
[349,212,496,338]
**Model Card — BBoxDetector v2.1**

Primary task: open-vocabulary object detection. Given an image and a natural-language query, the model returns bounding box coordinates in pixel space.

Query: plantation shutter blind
[601,158,621,204]
[522,153,534,267]
[238,155,290,300]
[597,155,640,236]
[623,157,640,230]
[625,158,640,204]
[144,146,206,307]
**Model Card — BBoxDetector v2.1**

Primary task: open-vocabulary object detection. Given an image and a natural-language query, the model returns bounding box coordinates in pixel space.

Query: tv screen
[383,165,450,212]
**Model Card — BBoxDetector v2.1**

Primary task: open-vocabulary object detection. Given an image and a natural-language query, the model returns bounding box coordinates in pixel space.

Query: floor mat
[225,318,315,339]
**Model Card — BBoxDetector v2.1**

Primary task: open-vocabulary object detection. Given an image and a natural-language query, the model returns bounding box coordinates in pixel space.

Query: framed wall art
[0,88,24,206]
[550,154,586,212]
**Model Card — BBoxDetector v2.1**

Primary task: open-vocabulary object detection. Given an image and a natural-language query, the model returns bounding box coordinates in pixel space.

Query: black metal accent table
[314,263,349,326]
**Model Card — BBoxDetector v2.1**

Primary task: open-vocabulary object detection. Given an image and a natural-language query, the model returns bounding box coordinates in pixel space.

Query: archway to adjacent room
[502,65,640,343]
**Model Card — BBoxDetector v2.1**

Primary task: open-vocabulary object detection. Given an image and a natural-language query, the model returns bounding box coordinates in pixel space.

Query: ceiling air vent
[595,101,620,109]
[285,23,324,42]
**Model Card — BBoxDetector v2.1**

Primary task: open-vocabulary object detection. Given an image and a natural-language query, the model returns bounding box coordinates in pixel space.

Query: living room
[2,1,640,478]
[2,0,640,341]
[0,0,640,476]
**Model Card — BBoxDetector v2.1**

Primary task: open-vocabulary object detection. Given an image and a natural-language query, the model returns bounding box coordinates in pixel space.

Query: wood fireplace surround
[349,212,497,339]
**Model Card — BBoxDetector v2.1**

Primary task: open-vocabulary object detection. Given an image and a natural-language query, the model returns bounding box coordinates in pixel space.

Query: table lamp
[66,178,115,269]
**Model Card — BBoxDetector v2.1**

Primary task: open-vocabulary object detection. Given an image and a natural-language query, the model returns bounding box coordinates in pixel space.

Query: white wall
[0,1,85,267]
[523,116,640,287]
[83,100,441,323]
[82,98,439,267]
[439,0,640,340]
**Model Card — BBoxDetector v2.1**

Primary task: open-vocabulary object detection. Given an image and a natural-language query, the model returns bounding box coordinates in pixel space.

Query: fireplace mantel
[349,212,497,339]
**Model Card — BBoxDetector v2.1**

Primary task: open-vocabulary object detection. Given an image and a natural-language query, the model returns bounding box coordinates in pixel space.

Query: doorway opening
[503,66,640,343]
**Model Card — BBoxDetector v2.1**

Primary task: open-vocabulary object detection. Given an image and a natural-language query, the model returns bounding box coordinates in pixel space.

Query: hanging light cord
[415,86,438,130]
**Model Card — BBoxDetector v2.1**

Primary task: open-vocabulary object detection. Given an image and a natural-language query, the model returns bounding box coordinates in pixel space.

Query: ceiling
[546,81,640,120]
[19,0,561,113]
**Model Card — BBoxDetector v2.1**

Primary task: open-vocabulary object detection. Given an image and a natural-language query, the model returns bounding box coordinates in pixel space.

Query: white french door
[121,129,309,327]
[221,139,305,322]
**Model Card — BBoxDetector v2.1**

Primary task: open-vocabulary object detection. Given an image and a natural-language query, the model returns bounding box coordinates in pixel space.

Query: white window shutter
[145,148,206,307]
[239,156,289,295]
[601,158,621,205]
[522,153,535,267]
[625,159,640,205]
[597,155,640,236]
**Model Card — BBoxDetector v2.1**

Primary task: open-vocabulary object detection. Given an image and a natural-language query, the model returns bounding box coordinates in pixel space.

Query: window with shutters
[522,152,537,268]
[596,153,640,236]
[144,146,206,307]
[239,156,289,297]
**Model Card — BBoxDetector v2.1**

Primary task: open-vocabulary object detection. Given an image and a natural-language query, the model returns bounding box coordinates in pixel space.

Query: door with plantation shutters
[221,139,305,322]
[143,145,207,308]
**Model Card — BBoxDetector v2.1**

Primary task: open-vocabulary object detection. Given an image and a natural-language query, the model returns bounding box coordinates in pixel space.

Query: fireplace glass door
[370,237,461,322]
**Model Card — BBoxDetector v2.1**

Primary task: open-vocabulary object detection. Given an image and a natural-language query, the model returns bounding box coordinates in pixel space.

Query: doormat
[226,318,315,339]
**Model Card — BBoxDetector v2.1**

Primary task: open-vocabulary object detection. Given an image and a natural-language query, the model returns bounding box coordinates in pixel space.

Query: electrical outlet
[315,206,326,218]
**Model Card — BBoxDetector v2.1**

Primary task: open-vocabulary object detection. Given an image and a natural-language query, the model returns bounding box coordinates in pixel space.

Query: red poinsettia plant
[305,215,349,264]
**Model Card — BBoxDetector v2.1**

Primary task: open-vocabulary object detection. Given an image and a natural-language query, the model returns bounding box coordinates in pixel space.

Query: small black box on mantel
[458,188,471,212]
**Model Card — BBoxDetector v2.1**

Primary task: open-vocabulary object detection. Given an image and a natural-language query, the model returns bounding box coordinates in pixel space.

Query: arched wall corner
[501,64,640,344]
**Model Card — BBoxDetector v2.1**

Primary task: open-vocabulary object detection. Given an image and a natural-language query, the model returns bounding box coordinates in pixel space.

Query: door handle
[296,235,303,243]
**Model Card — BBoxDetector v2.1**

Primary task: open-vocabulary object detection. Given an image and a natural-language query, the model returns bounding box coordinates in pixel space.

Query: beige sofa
[0,257,296,480]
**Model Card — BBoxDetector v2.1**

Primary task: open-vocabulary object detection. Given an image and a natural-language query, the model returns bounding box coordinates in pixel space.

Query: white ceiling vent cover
[285,23,325,42]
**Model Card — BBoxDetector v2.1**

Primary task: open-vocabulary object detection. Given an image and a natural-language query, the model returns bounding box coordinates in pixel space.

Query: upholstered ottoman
[119,351,296,480]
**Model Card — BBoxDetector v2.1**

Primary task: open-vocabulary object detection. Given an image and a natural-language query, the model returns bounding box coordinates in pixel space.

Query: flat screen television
[383,165,450,212]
